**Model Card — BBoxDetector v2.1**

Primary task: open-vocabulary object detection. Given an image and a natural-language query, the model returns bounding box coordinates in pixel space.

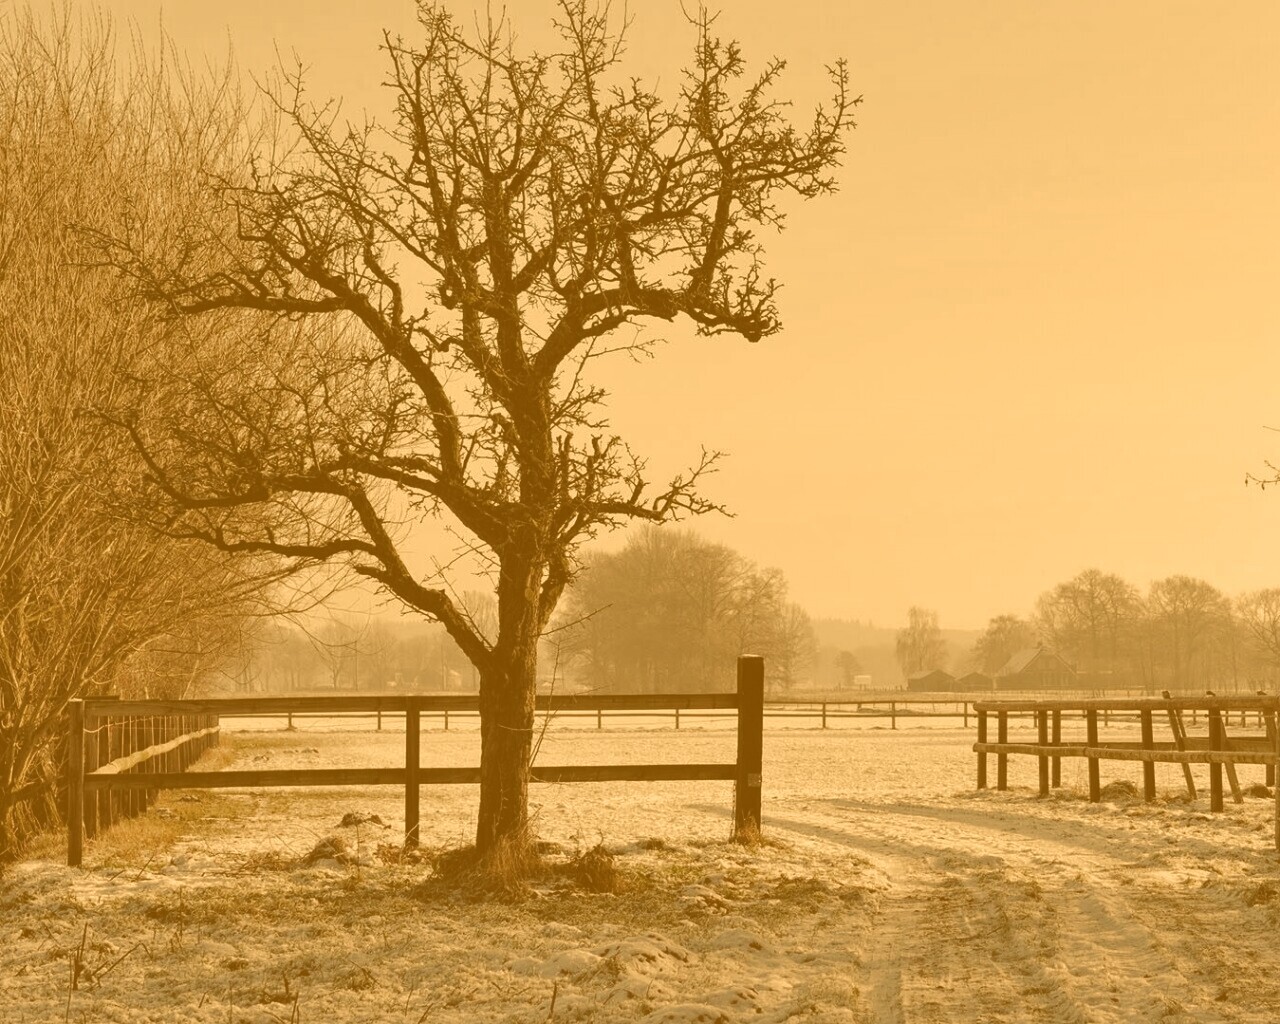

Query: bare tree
[558,527,801,692]
[895,607,946,679]
[970,614,1037,675]
[1237,589,1280,683]
[103,3,856,862]
[770,602,817,693]
[1034,569,1140,683]
[0,6,274,858]
[1145,576,1233,691]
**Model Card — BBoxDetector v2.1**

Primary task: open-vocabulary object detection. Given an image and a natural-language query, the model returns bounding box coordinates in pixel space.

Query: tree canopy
[102,1,858,861]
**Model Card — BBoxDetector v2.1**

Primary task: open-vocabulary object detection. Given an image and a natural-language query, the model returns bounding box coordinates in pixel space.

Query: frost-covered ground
[4,714,1280,1023]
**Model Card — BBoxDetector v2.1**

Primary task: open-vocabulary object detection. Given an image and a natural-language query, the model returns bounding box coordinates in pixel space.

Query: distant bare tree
[770,602,817,692]
[102,2,856,863]
[1034,569,1140,681]
[834,650,862,688]
[1236,589,1280,682]
[970,614,1037,675]
[558,528,801,692]
[1145,576,1233,691]
[895,607,946,679]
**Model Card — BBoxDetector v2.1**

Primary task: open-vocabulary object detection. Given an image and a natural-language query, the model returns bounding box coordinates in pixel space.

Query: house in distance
[955,671,993,691]
[906,669,956,692]
[994,648,1076,691]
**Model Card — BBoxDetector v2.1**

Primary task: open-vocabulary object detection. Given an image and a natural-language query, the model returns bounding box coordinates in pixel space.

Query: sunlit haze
[102,0,1280,627]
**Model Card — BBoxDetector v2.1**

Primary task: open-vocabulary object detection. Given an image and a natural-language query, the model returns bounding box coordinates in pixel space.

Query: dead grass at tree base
[422,832,547,901]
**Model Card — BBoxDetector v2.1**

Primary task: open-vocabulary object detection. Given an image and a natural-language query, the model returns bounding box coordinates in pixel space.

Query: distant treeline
[899,569,1280,692]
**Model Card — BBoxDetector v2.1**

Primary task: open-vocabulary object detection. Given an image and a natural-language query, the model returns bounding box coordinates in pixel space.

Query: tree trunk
[475,548,543,858]
[475,637,537,856]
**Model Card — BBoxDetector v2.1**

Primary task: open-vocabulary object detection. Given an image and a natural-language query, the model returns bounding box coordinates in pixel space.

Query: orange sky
[101,0,1280,628]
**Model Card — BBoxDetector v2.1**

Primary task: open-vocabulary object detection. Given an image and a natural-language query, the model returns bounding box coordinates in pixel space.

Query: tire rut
[764,801,1226,1023]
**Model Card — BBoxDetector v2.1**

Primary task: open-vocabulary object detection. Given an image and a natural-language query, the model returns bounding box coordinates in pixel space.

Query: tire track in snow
[760,800,1229,1023]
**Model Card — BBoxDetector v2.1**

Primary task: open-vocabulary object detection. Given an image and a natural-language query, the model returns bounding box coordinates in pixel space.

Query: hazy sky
[98,0,1280,628]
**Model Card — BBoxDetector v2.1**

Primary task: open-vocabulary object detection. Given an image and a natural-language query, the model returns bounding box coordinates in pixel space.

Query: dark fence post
[1140,708,1156,802]
[1274,715,1279,853]
[997,711,1008,791]
[1037,710,1049,797]
[976,708,987,789]
[83,715,98,840]
[67,700,84,868]
[1266,706,1277,787]
[734,655,764,839]
[1208,708,1224,813]
[1086,709,1101,802]
[1051,709,1062,788]
[405,697,421,848]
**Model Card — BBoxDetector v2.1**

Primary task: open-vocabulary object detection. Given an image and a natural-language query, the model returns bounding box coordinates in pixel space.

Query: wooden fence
[65,701,221,867]
[972,696,1280,850]
[66,656,765,866]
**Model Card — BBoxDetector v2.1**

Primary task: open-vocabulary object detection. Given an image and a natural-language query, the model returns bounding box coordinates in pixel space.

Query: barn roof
[995,648,1073,677]
[956,671,992,684]
[907,669,954,681]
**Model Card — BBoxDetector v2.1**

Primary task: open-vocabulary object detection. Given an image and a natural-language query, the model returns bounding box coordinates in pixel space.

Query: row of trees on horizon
[897,569,1280,691]
[222,528,821,696]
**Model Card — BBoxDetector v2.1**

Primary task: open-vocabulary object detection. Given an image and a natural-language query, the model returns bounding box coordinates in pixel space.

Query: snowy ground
[4,715,1280,1023]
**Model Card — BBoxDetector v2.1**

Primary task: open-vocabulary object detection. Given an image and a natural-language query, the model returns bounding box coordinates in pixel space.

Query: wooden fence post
[1266,709,1278,788]
[1051,709,1062,788]
[83,716,98,840]
[67,700,84,868]
[963,701,969,729]
[976,709,987,789]
[1208,709,1224,813]
[1274,719,1279,853]
[405,697,420,848]
[127,717,139,818]
[1163,697,1197,799]
[1037,710,1049,797]
[733,656,764,839]
[675,707,681,731]
[1140,708,1156,802]
[890,702,897,730]
[1086,709,1100,802]
[997,711,1008,791]
[821,702,827,730]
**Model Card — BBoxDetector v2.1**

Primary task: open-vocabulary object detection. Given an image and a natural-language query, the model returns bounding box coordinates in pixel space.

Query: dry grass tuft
[1099,779,1139,801]
[425,832,545,899]
[375,842,427,866]
[85,792,246,869]
[1245,881,1279,907]
[300,835,355,867]
[240,850,295,873]
[566,844,623,893]
[732,819,766,847]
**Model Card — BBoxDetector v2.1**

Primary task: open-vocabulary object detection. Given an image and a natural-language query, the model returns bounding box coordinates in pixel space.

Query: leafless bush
[0,4,279,860]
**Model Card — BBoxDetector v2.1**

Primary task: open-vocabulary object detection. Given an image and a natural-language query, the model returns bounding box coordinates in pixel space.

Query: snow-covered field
[4,716,1280,1023]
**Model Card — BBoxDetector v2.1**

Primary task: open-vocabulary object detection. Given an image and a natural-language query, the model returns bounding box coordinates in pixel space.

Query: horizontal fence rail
[65,657,766,866]
[970,696,1280,851]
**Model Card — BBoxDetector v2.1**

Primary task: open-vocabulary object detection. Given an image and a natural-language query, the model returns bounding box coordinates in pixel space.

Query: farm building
[994,647,1076,691]
[906,669,955,692]
[954,671,993,691]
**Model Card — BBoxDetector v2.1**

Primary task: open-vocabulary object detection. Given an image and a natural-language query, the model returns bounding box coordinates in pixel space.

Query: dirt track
[763,789,1280,1023]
